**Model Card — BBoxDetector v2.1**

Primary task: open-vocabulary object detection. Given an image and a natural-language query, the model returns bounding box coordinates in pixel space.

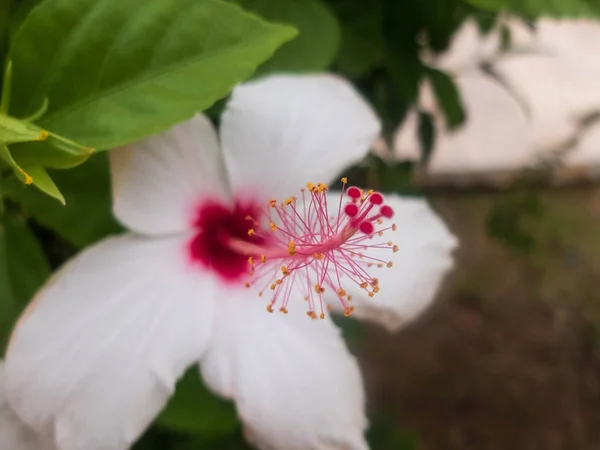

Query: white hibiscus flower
[0,362,55,450]
[5,74,457,450]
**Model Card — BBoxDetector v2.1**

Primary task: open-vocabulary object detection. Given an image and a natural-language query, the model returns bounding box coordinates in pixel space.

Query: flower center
[188,178,397,319]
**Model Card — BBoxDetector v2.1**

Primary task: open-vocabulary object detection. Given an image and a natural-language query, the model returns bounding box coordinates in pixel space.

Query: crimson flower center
[188,179,397,319]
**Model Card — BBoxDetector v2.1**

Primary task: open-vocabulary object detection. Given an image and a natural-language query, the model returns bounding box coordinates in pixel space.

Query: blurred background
[5,0,600,449]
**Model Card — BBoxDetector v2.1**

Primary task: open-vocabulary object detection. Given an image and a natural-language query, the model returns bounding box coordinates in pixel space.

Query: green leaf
[17,163,65,204]
[1,153,121,246]
[417,110,435,164]
[0,113,50,185]
[0,214,50,354]
[231,0,340,73]
[367,415,419,450]
[0,143,32,184]
[0,0,9,62]
[330,0,386,77]
[0,114,95,200]
[0,113,47,144]
[156,367,238,438]
[463,0,600,18]
[9,0,297,149]
[426,67,466,130]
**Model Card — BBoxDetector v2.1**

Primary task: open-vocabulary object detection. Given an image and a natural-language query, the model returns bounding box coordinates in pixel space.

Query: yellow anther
[393,245,399,253]
[269,199,277,207]
[314,284,325,293]
[248,256,254,265]
[343,306,354,317]
[260,255,267,263]
[307,311,318,320]
[281,265,290,276]
[368,292,375,297]
[248,228,255,236]
[317,182,328,192]
[387,241,393,246]
[341,177,348,184]
[270,284,277,291]
[368,189,374,195]
[279,307,289,314]
[392,224,397,231]
[347,295,353,301]
[377,219,383,225]
[373,286,380,293]
[267,304,274,313]
[259,291,263,297]
[38,131,49,141]
[284,197,295,206]
[387,261,393,268]
[360,282,368,289]
[327,304,333,311]
[319,313,325,320]
[377,264,383,268]
[372,277,379,285]
[276,279,283,285]
[306,182,315,191]
[244,282,250,288]
[288,240,296,256]
[314,253,324,260]
[378,231,383,236]
[270,222,277,231]
[337,288,346,298]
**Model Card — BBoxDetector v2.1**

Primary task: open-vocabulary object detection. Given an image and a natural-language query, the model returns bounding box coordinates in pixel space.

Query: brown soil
[360,187,600,450]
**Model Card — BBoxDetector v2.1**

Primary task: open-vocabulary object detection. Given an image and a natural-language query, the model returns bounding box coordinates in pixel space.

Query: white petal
[0,363,55,450]
[329,194,457,332]
[201,287,368,450]
[111,114,230,236]
[221,74,381,199]
[5,234,216,450]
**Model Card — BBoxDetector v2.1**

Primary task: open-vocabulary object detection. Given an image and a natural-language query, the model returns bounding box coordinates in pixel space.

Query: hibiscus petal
[5,234,216,450]
[201,287,368,450]
[328,193,457,331]
[111,114,230,236]
[0,363,55,450]
[221,74,381,199]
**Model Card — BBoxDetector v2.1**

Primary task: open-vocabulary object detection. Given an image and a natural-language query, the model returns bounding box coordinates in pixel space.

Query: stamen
[226,179,397,319]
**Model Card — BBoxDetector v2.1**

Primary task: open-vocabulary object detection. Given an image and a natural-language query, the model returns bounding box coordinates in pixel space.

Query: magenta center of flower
[189,179,398,319]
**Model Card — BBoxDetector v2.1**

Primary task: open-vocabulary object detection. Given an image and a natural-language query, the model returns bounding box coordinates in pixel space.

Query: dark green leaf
[0,112,46,144]
[417,110,435,164]
[10,0,297,149]
[0,213,50,354]
[463,0,600,19]
[156,367,238,438]
[367,415,420,450]
[232,0,340,73]
[0,0,9,62]
[426,67,466,130]
[486,189,546,253]
[329,0,386,77]
[1,153,121,246]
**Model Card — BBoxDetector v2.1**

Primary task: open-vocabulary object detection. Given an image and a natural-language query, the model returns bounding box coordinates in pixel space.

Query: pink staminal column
[189,178,398,319]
